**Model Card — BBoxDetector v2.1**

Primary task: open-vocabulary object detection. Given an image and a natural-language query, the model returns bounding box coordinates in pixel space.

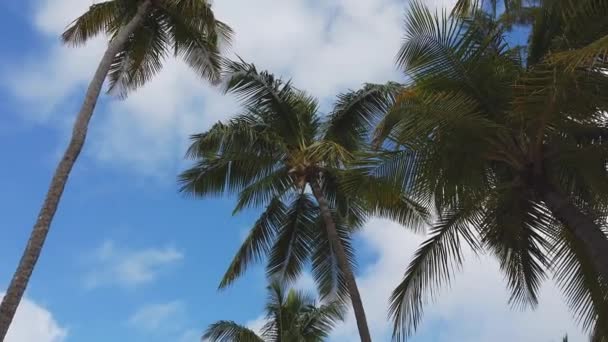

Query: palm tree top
[203,280,345,342]
[180,60,420,219]
[179,59,428,302]
[62,0,233,97]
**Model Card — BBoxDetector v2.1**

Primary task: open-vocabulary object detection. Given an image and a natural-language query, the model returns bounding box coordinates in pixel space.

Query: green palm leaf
[389,206,480,340]
[61,1,122,46]
[480,189,552,308]
[266,193,317,282]
[107,11,169,98]
[552,226,608,339]
[203,321,264,342]
[324,83,402,152]
[219,199,287,289]
[311,218,355,302]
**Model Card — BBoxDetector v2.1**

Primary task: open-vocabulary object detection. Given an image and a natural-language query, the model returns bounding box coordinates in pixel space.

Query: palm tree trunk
[540,185,608,281]
[0,2,151,339]
[309,180,372,342]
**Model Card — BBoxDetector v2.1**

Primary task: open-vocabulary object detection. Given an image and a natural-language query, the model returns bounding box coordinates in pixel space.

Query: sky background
[0,0,590,341]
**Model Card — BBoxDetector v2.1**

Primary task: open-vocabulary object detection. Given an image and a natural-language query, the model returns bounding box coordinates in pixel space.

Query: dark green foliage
[180,60,428,302]
[375,0,608,340]
[203,281,345,342]
[62,0,233,97]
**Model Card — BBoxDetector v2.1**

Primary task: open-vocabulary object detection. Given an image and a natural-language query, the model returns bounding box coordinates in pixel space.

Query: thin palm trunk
[540,184,608,281]
[0,2,151,339]
[309,179,372,342]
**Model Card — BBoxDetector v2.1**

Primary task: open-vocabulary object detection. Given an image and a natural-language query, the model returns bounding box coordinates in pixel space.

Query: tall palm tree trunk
[310,180,372,342]
[540,185,608,281]
[0,2,151,339]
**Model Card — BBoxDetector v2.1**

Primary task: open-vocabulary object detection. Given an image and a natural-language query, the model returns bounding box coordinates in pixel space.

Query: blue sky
[0,0,589,341]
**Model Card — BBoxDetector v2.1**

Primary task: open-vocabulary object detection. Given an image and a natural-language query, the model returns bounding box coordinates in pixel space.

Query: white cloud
[330,219,586,342]
[1,294,67,342]
[7,0,454,175]
[84,240,183,289]
[129,301,185,332]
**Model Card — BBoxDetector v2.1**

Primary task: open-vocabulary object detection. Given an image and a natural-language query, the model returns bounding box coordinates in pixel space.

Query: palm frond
[62,0,122,46]
[266,193,317,282]
[549,34,608,71]
[398,1,494,88]
[221,60,309,147]
[163,0,233,45]
[389,206,480,340]
[311,218,355,302]
[321,171,368,230]
[452,0,479,16]
[304,140,354,168]
[324,82,402,152]
[219,199,287,289]
[107,11,169,98]
[340,167,429,231]
[178,152,279,198]
[299,298,346,339]
[202,321,264,342]
[185,113,285,159]
[233,168,293,214]
[552,224,608,339]
[480,189,552,308]
[262,280,287,340]
[163,0,233,83]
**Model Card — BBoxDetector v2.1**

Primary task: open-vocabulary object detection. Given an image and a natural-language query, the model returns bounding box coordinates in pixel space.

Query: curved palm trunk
[309,180,372,342]
[540,185,608,281]
[0,2,151,339]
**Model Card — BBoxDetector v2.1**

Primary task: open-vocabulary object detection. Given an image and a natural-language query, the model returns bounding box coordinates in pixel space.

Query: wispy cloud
[83,240,183,289]
[129,301,185,332]
[129,301,206,342]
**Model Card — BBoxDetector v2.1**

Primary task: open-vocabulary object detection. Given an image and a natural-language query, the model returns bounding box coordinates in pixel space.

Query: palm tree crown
[367,0,608,340]
[203,281,345,342]
[63,0,232,96]
[180,60,428,341]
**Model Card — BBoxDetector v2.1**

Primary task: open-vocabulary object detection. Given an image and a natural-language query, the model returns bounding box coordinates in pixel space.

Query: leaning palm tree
[203,280,344,342]
[365,0,608,340]
[180,61,427,342]
[0,0,231,339]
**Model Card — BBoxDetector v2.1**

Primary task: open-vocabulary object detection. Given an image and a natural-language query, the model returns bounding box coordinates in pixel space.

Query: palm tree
[180,61,427,342]
[203,280,344,342]
[0,1,231,339]
[365,0,608,340]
